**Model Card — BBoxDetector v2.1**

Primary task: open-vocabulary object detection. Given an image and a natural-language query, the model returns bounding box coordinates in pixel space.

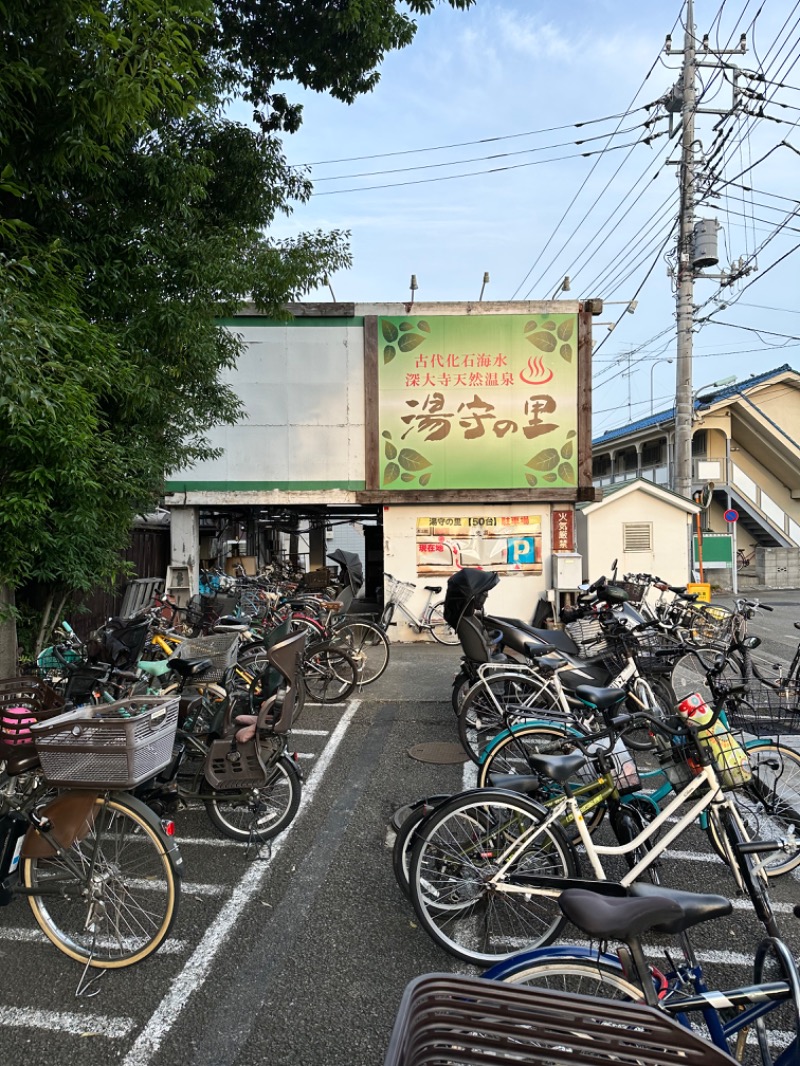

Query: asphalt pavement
[1,593,799,1066]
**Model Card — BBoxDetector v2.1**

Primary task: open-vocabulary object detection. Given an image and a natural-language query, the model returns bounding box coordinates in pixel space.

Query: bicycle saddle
[559,889,684,941]
[628,883,733,933]
[514,750,587,784]
[573,684,628,710]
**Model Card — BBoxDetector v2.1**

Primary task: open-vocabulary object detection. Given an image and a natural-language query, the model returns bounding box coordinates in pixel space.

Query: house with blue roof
[591,364,800,582]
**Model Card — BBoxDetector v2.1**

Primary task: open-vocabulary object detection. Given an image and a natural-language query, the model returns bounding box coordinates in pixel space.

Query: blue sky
[235,1,800,436]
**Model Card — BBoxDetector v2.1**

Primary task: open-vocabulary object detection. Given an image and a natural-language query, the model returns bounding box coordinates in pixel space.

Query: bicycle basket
[0,677,65,758]
[564,617,614,658]
[385,576,415,606]
[725,678,800,737]
[171,632,241,682]
[383,974,739,1066]
[31,695,179,788]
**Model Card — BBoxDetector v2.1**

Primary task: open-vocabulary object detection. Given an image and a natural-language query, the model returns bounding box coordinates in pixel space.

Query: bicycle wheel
[332,621,389,684]
[483,953,644,1001]
[476,724,606,839]
[706,741,800,877]
[428,601,459,645]
[23,793,179,968]
[752,935,800,1066]
[391,794,450,900]
[712,803,779,937]
[380,601,395,629]
[672,647,747,706]
[204,754,302,841]
[451,668,473,714]
[302,642,358,702]
[458,674,562,764]
[407,788,576,966]
[623,676,676,753]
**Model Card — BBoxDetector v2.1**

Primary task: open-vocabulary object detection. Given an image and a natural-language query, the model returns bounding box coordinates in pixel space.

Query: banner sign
[377,313,579,491]
[551,508,575,552]
[416,515,542,575]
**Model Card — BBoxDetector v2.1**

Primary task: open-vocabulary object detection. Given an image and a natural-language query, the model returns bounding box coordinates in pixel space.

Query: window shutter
[623,522,652,552]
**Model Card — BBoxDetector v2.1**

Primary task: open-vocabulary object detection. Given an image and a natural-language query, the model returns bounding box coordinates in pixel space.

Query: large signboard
[376,313,579,491]
[416,515,542,575]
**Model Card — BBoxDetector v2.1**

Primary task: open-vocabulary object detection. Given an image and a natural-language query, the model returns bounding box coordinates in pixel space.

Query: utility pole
[673,0,697,501]
[667,0,748,499]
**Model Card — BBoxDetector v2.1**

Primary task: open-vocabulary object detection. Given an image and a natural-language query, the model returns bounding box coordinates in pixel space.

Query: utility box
[552,552,583,592]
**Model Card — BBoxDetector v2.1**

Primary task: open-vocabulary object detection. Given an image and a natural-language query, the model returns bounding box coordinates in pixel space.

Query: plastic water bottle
[676,693,751,789]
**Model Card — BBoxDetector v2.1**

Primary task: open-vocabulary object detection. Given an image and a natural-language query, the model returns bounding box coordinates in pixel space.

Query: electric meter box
[552,552,583,592]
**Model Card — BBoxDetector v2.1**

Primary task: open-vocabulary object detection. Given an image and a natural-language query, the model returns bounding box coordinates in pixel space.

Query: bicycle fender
[479,720,583,765]
[482,943,625,982]
[21,789,101,858]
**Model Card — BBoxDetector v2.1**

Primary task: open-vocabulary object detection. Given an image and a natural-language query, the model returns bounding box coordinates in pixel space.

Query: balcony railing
[593,456,799,546]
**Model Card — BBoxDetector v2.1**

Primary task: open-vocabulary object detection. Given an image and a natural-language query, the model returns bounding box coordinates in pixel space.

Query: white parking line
[0,1006,135,1038]
[122,700,361,1066]
[0,927,187,954]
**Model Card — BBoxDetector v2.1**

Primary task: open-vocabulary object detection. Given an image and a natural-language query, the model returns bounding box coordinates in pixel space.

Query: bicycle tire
[204,754,302,841]
[302,642,358,702]
[407,788,576,966]
[476,723,606,839]
[23,793,180,968]
[705,740,800,877]
[672,647,747,707]
[451,669,474,714]
[714,803,779,937]
[391,794,450,900]
[458,674,562,764]
[380,602,395,629]
[623,676,676,753]
[752,935,800,1066]
[428,601,459,645]
[483,952,644,1001]
[332,621,389,684]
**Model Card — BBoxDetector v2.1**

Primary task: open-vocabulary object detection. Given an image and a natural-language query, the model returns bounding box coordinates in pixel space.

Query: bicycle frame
[485,762,753,895]
[483,939,798,1062]
[385,589,440,634]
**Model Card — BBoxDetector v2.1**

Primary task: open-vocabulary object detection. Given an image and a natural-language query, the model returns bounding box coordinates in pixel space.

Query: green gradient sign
[377,313,579,490]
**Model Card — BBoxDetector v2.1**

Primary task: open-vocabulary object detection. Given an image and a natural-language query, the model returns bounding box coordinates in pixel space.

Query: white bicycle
[380,574,458,645]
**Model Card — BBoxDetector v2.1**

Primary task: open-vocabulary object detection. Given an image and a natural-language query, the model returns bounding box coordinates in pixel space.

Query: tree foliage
[0,0,477,666]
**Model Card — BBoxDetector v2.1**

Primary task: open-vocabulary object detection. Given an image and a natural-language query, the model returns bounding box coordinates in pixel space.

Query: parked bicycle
[380,574,458,645]
[405,682,784,965]
[0,678,183,983]
[483,883,800,1066]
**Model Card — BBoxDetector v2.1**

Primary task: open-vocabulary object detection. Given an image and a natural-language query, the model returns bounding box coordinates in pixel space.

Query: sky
[233,0,800,437]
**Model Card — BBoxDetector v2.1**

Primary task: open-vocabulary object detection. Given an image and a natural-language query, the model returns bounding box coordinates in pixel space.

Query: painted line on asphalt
[0,927,187,954]
[0,1006,135,1038]
[122,699,361,1066]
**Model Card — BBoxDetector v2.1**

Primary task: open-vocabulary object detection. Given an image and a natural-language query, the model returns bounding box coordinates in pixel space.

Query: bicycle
[136,630,308,842]
[380,574,458,645]
[482,883,800,1066]
[738,545,757,571]
[0,678,183,981]
[405,693,784,966]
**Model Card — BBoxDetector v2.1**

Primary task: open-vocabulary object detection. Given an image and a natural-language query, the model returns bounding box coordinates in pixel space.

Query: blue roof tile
[592,363,795,447]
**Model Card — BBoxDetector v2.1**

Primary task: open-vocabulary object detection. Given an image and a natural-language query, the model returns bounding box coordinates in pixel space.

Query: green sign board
[376,313,579,491]
[693,533,733,568]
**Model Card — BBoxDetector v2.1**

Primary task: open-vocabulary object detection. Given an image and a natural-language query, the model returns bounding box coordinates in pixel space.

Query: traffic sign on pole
[724,508,739,523]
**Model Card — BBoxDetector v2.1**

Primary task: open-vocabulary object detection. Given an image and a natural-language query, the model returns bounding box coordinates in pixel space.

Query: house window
[691,430,707,458]
[641,440,664,467]
[593,454,611,477]
[623,522,653,552]
[620,448,638,473]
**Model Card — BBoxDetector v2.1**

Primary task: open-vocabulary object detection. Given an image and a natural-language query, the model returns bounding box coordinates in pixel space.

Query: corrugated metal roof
[593,363,796,447]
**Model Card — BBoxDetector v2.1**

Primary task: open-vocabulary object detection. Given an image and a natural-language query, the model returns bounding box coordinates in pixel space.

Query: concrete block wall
[756,547,800,587]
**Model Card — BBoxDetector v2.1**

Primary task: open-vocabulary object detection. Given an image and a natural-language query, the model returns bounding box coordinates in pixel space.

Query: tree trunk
[0,583,18,676]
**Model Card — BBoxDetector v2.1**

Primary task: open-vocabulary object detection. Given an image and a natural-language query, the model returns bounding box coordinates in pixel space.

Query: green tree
[0,0,477,672]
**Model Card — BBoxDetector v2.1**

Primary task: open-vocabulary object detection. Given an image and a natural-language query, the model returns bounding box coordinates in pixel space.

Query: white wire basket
[385,575,416,606]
